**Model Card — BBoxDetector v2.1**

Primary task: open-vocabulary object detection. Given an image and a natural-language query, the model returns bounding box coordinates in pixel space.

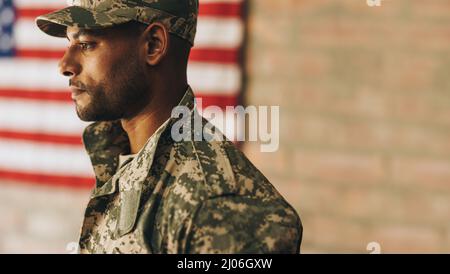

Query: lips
[69,79,88,100]
[70,86,86,100]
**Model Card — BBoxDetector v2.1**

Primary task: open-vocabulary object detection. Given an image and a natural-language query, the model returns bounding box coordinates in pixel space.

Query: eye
[78,42,95,51]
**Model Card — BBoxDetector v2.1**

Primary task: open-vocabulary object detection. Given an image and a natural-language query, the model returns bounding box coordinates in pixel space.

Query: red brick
[392,157,450,189]
[294,149,386,184]
[243,142,292,178]
[369,225,442,253]
[305,216,372,253]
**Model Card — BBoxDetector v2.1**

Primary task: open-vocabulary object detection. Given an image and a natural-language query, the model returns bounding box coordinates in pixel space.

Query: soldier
[36,0,302,254]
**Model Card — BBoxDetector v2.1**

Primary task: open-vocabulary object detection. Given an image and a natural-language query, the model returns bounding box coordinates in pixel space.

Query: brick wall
[243,0,450,253]
[1,0,449,254]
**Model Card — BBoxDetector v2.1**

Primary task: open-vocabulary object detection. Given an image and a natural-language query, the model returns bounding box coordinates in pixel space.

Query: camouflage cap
[36,0,199,45]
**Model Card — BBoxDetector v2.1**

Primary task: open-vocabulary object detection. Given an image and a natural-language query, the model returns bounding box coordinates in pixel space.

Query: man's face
[60,24,149,121]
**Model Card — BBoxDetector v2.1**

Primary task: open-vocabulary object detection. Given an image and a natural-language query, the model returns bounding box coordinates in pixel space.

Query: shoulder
[150,119,302,253]
[160,113,291,201]
[163,126,301,222]
[165,136,278,202]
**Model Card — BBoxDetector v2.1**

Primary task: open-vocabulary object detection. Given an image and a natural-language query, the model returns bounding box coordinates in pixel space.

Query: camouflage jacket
[78,87,302,254]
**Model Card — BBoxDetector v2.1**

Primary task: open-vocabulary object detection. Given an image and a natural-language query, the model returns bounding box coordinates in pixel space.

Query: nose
[58,48,81,77]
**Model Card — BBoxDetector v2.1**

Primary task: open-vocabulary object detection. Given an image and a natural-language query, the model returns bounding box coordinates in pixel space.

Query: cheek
[81,44,137,90]
[82,57,106,83]
[80,50,114,84]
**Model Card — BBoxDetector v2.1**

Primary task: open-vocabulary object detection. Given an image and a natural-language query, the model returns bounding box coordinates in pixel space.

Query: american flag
[0,0,245,189]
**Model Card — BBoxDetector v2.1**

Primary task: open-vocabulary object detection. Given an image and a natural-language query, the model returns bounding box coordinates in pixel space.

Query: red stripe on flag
[16,48,239,64]
[0,88,238,109]
[16,8,54,19]
[0,169,94,189]
[0,88,71,102]
[15,49,64,59]
[199,2,242,17]
[0,130,82,146]
[16,2,242,19]
[196,94,238,108]
[190,48,239,64]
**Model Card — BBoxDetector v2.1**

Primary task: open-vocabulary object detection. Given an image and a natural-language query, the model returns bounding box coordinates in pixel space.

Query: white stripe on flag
[15,17,243,49]
[0,59,65,91]
[0,99,86,135]
[14,0,67,8]
[188,62,241,95]
[14,19,68,50]
[0,59,241,95]
[0,139,93,177]
[195,17,244,48]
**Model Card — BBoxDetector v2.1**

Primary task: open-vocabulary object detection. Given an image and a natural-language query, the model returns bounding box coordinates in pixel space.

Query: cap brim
[36,6,133,38]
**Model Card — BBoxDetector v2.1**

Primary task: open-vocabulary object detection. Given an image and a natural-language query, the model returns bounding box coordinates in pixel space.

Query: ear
[142,22,169,66]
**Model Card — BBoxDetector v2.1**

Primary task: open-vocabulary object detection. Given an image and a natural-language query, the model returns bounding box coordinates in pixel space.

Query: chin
[75,106,94,122]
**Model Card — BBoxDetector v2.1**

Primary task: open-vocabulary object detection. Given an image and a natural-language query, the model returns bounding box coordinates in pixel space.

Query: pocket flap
[116,188,142,237]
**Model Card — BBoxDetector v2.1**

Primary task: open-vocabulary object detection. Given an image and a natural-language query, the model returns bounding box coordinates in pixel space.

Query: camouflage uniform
[77,87,302,253]
[36,0,302,254]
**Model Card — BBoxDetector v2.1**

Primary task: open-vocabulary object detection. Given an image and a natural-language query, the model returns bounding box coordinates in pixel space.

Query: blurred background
[1,0,450,253]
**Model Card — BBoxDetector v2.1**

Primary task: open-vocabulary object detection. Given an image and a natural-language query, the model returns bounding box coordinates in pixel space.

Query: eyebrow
[66,29,106,41]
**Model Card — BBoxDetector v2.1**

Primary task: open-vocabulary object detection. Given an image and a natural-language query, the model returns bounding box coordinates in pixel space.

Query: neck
[121,81,188,154]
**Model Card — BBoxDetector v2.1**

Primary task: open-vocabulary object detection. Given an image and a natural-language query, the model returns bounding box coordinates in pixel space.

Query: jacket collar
[82,86,196,198]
